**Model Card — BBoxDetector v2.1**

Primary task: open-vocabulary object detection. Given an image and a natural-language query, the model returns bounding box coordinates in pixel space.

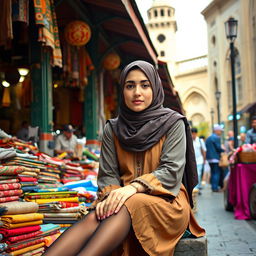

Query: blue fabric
[205,133,224,160]
[209,163,221,191]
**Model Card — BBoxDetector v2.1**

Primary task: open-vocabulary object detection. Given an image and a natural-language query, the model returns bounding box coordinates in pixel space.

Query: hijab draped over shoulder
[108,60,198,207]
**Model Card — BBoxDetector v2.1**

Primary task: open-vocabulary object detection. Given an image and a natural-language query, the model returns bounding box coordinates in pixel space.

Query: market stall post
[84,29,99,142]
[30,44,54,155]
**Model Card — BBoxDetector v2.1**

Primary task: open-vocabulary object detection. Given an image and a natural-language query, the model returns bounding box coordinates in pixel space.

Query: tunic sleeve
[132,119,186,197]
[97,123,121,200]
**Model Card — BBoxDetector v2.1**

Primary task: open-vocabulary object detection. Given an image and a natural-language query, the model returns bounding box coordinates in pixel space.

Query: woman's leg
[44,206,131,256]
[43,211,100,256]
[77,206,131,256]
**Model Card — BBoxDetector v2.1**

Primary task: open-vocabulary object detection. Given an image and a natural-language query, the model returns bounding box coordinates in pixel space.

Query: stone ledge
[174,237,208,256]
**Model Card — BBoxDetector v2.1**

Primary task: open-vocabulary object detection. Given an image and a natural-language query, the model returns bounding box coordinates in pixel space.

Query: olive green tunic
[96,120,205,256]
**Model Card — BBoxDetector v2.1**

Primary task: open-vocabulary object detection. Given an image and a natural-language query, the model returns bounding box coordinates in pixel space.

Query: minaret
[146,0,177,75]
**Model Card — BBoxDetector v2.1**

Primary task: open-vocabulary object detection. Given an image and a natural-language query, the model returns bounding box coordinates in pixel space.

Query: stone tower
[146,0,177,75]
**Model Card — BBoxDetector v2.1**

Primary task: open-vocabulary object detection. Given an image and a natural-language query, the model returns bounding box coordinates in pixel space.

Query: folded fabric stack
[61,162,85,184]
[0,166,40,203]
[63,179,98,207]
[24,191,86,226]
[0,201,46,256]
[2,157,43,193]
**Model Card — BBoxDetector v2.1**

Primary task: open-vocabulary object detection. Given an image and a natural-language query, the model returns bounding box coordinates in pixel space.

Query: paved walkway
[195,185,256,256]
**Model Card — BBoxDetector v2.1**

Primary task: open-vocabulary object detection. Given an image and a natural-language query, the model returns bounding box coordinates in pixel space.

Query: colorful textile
[44,232,60,247]
[0,179,19,184]
[8,241,45,256]
[25,197,79,204]
[0,148,16,160]
[0,166,25,176]
[33,0,62,67]
[0,242,8,251]
[1,213,44,223]
[8,237,44,251]
[0,196,19,203]
[0,183,21,191]
[0,189,23,198]
[12,0,29,23]
[0,225,41,237]
[20,246,45,256]
[18,177,37,182]
[0,202,38,215]
[5,230,42,244]
[2,220,43,229]
[43,213,81,218]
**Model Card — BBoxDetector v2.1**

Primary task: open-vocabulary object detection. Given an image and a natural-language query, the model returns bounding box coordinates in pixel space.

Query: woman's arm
[97,123,122,198]
[132,119,186,197]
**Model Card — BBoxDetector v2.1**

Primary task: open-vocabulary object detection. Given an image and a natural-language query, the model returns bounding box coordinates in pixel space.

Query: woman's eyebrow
[124,79,149,84]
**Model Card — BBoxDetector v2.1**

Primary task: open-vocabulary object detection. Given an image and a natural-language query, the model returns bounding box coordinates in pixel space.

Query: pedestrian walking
[245,116,256,144]
[44,60,205,256]
[191,128,206,191]
[205,124,225,192]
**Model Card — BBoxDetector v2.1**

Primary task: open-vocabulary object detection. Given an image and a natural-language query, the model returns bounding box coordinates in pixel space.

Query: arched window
[168,9,171,16]
[160,9,164,16]
[154,9,158,17]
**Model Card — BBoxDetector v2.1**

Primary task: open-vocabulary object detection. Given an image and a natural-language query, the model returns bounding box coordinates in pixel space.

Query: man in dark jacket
[206,124,225,192]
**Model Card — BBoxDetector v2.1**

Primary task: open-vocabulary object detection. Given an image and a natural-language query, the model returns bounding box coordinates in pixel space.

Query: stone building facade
[146,0,211,135]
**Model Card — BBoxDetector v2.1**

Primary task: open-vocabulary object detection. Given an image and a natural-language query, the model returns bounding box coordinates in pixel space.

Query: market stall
[225,146,256,220]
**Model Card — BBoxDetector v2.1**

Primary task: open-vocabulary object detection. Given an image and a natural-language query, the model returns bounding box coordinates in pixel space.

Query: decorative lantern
[103,53,121,70]
[64,21,91,46]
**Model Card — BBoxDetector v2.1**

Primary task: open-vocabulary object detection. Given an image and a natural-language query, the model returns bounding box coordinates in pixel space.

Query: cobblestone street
[196,185,256,256]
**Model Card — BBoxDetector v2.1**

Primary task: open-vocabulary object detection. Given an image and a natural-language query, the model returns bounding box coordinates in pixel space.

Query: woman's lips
[132,100,143,105]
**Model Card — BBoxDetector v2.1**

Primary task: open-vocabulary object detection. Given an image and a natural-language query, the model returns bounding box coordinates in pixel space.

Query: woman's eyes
[125,84,151,89]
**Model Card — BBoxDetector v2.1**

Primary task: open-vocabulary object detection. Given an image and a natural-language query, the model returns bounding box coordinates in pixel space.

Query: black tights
[43,206,131,256]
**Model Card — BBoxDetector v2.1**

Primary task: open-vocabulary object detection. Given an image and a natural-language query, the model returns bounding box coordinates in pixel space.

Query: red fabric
[18,176,38,182]
[5,230,42,244]
[0,225,41,237]
[59,202,79,208]
[0,189,23,197]
[0,183,21,191]
[0,195,19,203]
[229,163,256,219]
[7,237,44,251]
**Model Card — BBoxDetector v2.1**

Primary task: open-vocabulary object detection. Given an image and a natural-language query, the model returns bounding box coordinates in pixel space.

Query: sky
[135,0,212,60]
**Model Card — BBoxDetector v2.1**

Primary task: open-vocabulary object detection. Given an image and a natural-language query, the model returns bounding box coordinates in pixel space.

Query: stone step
[174,237,208,256]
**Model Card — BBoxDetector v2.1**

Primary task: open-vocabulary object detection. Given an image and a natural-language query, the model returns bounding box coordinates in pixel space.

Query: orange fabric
[1,213,44,223]
[110,137,205,256]
[9,242,45,256]
[3,220,43,229]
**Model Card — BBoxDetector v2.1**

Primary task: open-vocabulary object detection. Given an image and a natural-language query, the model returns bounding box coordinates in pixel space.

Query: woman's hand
[96,185,137,220]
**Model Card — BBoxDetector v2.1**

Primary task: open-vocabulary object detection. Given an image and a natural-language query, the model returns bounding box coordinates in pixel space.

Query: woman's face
[123,69,153,112]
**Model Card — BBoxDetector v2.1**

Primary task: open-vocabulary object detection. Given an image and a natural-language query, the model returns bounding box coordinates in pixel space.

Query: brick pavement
[195,185,256,256]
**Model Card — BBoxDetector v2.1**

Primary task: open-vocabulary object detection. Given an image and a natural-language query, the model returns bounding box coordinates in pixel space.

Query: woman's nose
[134,85,141,95]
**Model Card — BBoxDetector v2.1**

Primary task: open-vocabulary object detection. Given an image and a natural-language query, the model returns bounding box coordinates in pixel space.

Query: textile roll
[0,196,19,203]
[0,189,23,198]
[7,237,44,251]
[0,183,21,191]
[3,220,43,229]
[1,213,44,223]
[0,225,41,237]
[20,246,45,256]
[44,232,60,247]
[0,202,39,214]
[8,241,45,256]
[0,166,39,175]
[5,230,42,244]
[42,212,81,218]
[25,197,79,204]
[0,179,19,184]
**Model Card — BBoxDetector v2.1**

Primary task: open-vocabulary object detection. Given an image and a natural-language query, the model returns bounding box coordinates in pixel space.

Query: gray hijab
[108,60,183,152]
